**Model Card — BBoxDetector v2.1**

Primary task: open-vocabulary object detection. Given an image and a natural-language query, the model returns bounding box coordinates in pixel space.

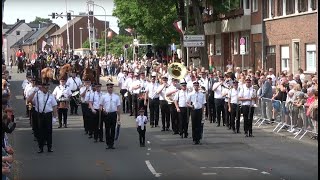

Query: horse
[41,67,54,84]
[82,67,95,83]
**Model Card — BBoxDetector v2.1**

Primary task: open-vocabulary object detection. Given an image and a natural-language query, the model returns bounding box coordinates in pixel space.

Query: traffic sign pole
[240,37,246,71]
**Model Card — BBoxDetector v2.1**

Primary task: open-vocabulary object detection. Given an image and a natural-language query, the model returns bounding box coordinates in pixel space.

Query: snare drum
[58,100,68,109]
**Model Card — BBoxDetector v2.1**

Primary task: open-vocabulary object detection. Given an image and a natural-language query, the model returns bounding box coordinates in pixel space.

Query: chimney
[17,18,19,22]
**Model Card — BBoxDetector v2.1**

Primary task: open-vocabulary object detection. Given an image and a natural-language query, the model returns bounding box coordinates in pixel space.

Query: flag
[173,20,184,34]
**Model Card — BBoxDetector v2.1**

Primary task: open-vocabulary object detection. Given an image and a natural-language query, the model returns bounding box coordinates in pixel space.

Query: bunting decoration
[173,20,184,34]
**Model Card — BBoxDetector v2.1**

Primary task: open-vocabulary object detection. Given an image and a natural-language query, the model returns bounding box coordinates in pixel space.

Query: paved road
[7,66,318,180]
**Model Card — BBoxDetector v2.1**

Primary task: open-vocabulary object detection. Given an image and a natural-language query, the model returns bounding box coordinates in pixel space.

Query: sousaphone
[167,62,187,80]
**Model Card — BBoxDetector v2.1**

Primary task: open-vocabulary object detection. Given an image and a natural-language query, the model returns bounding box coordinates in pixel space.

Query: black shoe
[233,130,236,134]
[184,135,188,138]
[173,132,179,135]
[85,131,88,135]
[237,130,240,134]
[161,129,165,132]
[216,125,220,127]
[58,125,62,128]
[37,148,44,153]
[249,134,254,137]
[48,148,53,152]
[151,125,154,128]
[165,128,170,131]
[245,134,249,137]
[88,135,93,139]
[142,144,145,147]
[210,121,213,123]
[140,144,143,147]
[180,134,183,138]
[109,146,115,149]
[99,139,104,142]
[129,114,133,116]
[223,124,225,126]
[94,139,98,143]
[64,124,68,128]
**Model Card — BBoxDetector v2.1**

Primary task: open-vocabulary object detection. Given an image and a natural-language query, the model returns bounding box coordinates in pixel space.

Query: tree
[30,16,52,24]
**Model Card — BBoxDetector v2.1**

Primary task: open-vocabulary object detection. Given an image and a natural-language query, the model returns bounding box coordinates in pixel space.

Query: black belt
[149,97,159,100]
[103,111,117,115]
[36,111,52,115]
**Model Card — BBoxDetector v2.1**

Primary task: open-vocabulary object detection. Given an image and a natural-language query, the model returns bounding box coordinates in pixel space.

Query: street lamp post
[65,0,70,54]
[79,27,83,48]
[86,1,107,57]
[69,10,75,50]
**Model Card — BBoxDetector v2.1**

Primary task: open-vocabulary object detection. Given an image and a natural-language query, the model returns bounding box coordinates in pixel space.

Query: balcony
[221,8,244,20]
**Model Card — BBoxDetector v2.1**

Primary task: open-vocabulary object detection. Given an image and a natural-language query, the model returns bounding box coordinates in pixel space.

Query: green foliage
[113,0,180,46]
[30,16,52,24]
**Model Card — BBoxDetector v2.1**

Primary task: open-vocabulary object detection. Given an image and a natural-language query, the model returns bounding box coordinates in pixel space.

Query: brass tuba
[167,63,187,80]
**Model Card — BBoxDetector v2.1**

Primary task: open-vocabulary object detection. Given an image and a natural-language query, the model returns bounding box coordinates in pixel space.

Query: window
[265,0,275,18]
[286,0,295,15]
[16,31,20,35]
[245,0,250,9]
[252,0,258,12]
[281,46,290,71]
[306,44,317,72]
[214,34,221,55]
[267,46,276,54]
[278,0,283,16]
[298,0,308,12]
[310,0,317,10]
[233,33,239,54]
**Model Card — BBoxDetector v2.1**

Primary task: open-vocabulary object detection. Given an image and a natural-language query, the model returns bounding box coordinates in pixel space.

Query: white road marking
[261,171,271,175]
[147,148,151,151]
[202,173,217,175]
[146,153,150,156]
[147,141,151,144]
[209,167,258,171]
[15,95,24,99]
[200,167,206,169]
[145,160,161,178]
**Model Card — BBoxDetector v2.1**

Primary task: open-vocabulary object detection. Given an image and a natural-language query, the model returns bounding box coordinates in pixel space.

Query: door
[266,46,276,71]
[292,41,300,74]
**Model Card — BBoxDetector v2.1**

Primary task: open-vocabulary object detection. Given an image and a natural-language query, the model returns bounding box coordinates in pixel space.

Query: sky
[3,0,119,33]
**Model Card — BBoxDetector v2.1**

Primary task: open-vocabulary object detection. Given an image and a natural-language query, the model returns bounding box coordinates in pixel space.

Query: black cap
[193,81,199,85]
[233,80,239,84]
[162,76,168,80]
[95,83,102,87]
[180,82,187,85]
[106,81,114,86]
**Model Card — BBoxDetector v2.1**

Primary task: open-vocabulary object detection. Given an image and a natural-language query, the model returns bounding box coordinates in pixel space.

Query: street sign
[240,37,245,45]
[183,41,205,47]
[183,35,205,41]
[240,44,245,55]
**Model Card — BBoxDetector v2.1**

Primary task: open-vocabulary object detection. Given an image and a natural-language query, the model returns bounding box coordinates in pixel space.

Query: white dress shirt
[145,82,160,99]
[157,84,168,100]
[89,91,103,109]
[32,91,57,113]
[187,91,206,110]
[124,77,133,91]
[119,76,127,89]
[80,86,91,103]
[165,85,177,104]
[228,88,240,104]
[66,77,82,91]
[131,79,142,94]
[238,86,256,106]
[52,85,72,101]
[100,93,121,112]
[22,79,29,90]
[222,88,230,102]
[25,86,38,99]
[212,82,224,99]
[173,89,188,107]
[136,115,148,130]
[85,90,95,103]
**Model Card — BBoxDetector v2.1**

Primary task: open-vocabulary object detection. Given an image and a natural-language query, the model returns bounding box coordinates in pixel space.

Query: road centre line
[145,160,161,177]
[202,172,217,175]
[209,167,258,171]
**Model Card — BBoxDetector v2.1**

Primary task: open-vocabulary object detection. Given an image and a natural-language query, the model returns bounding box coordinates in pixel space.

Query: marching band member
[207,72,217,123]
[222,75,232,129]
[139,72,148,116]
[124,72,134,116]
[22,75,32,116]
[130,72,142,118]
[80,79,92,134]
[136,108,148,147]
[66,71,82,115]
[187,81,206,145]
[27,83,58,153]
[86,83,96,138]
[228,80,241,133]
[238,77,257,137]
[118,70,128,113]
[166,78,180,134]
[174,81,189,138]
[199,71,209,119]
[25,78,39,140]
[88,83,104,142]
[157,76,171,131]
[145,72,160,128]
[100,81,121,149]
[212,75,226,127]
[52,76,72,128]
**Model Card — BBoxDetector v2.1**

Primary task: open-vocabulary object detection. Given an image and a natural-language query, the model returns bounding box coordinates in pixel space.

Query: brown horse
[82,67,95,83]
[41,67,54,84]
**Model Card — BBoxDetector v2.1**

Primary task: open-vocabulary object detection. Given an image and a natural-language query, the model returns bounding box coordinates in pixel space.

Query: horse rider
[66,71,82,115]
[27,82,58,153]
[52,75,72,128]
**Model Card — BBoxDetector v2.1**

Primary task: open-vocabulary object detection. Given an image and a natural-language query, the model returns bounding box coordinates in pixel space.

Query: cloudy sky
[3,0,119,33]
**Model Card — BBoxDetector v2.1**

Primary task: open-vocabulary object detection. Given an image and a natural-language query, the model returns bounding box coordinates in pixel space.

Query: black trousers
[170,104,179,133]
[179,107,188,137]
[149,98,159,126]
[215,99,225,125]
[70,92,79,114]
[31,107,39,139]
[208,95,216,123]
[230,104,241,132]
[120,89,128,113]
[37,112,53,149]
[191,109,202,142]
[138,98,148,117]
[160,100,170,130]
[127,92,133,114]
[224,102,231,128]
[58,108,68,125]
[81,103,89,132]
[137,126,146,145]
[103,112,117,147]
[242,105,255,135]
[92,109,103,140]
[132,94,139,118]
